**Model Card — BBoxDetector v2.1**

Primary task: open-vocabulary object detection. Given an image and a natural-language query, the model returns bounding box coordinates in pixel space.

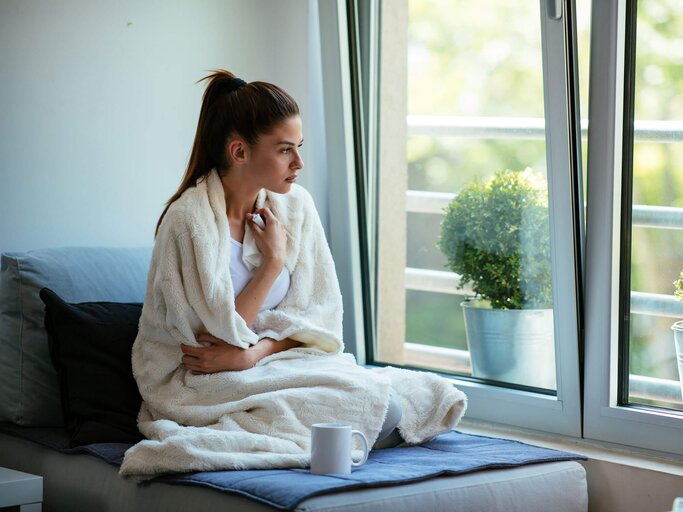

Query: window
[361,0,583,434]
[623,0,683,412]
[584,0,683,455]
[325,0,683,454]
[385,1,557,389]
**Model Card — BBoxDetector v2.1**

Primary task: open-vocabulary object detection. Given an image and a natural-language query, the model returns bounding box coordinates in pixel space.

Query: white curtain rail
[406,190,683,230]
[407,115,683,143]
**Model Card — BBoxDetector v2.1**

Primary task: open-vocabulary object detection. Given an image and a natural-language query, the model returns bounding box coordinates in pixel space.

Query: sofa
[0,246,588,512]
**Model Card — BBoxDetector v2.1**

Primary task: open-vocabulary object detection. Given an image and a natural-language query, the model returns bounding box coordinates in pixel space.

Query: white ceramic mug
[310,423,369,475]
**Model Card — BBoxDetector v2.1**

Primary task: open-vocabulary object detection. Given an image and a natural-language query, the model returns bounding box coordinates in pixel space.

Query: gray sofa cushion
[0,247,152,426]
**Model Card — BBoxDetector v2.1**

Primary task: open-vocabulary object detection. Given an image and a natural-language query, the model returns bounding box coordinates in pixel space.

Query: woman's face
[246,116,304,194]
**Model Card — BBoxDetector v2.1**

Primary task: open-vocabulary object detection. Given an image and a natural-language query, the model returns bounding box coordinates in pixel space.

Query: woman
[120,71,466,477]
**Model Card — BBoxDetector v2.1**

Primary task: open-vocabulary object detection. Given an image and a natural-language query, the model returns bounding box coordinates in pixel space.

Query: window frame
[582,0,683,455]
[353,0,584,436]
[317,0,367,359]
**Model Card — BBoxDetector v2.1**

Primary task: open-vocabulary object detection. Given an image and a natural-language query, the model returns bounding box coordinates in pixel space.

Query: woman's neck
[220,171,260,221]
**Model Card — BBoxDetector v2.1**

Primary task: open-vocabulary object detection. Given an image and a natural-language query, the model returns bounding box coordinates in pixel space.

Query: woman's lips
[285,175,298,182]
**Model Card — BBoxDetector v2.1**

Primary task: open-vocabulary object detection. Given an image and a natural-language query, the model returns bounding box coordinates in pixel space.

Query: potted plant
[672,270,683,400]
[438,168,555,389]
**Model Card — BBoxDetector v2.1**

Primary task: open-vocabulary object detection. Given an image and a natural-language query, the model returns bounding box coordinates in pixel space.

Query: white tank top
[229,239,290,312]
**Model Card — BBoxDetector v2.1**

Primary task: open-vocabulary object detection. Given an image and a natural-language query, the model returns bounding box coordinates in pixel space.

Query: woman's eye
[281,148,291,153]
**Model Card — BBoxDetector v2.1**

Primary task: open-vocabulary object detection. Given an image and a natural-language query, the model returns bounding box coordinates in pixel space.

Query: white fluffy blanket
[120,169,466,477]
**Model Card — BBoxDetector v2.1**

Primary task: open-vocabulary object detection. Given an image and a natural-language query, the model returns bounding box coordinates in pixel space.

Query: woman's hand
[247,207,287,269]
[181,333,256,374]
[181,334,304,374]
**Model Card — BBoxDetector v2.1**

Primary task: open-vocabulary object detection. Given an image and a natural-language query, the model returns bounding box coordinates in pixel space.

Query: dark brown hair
[155,70,300,236]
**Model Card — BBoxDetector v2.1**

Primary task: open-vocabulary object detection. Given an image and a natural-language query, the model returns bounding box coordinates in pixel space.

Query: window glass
[626,0,683,411]
[377,0,562,391]
[577,0,591,202]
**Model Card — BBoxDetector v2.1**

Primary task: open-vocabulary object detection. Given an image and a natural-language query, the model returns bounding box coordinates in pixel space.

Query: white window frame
[449,0,583,436]
[317,0,367,359]
[583,0,683,455]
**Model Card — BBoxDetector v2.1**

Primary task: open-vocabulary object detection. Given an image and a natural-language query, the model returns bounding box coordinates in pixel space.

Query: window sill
[458,417,683,476]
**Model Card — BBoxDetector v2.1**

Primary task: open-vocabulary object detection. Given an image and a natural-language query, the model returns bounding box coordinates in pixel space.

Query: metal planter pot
[461,301,556,389]
[672,320,683,400]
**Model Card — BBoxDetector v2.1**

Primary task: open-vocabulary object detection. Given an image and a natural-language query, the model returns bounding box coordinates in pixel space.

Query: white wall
[0,0,327,254]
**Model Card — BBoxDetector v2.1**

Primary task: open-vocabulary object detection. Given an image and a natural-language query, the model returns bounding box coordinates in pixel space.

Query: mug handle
[351,430,369,467]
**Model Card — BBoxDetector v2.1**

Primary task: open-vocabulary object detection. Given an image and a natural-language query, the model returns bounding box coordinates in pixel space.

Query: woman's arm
[181,334,302,374]
[250,336,302,362]
[234,260,283,327]
[234,207,287,326]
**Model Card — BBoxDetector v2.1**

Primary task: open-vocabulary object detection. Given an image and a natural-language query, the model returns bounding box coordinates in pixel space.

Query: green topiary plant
[437,168,553,310]
[675,270,683,302]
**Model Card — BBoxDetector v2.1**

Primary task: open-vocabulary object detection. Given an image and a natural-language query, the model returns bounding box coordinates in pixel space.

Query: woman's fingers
[181,334,255,374]
[260,207,276,220]
[183,358,199,369]
[196,333,223,344]
[181,343,202,355]
[249,207,287,266]
[182,336,222,373]
[183,353,210,373]
[246,208,273,231]
[247,213,264,231]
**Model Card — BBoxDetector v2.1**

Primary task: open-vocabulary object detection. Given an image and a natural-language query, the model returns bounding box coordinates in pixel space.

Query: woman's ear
[227,137,248,164]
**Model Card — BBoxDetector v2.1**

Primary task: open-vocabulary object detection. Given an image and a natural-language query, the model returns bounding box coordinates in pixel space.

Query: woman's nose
[292,151,304,170]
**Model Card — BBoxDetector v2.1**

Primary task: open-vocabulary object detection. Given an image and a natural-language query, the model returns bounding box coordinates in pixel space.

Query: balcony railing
[407,115,683,143]
[403,343,682,406]
[406,190,683,231]
[401,115,683,407]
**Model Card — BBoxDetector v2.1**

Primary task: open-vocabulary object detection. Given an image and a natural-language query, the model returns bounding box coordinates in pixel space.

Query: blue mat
[0,424,584,511]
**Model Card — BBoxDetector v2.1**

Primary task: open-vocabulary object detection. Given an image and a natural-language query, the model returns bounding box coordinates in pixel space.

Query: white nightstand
[672,497,683,512]
[0,467,43,511]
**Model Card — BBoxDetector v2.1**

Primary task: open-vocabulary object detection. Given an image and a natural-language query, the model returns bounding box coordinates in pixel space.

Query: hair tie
[211,77,246,103]
[228,77,246,92]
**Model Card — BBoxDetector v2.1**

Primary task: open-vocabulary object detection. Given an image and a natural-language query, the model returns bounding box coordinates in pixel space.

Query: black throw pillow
[39,287,144,447]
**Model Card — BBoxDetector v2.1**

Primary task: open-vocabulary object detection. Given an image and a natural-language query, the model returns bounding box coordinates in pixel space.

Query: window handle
[548,0,562,20]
